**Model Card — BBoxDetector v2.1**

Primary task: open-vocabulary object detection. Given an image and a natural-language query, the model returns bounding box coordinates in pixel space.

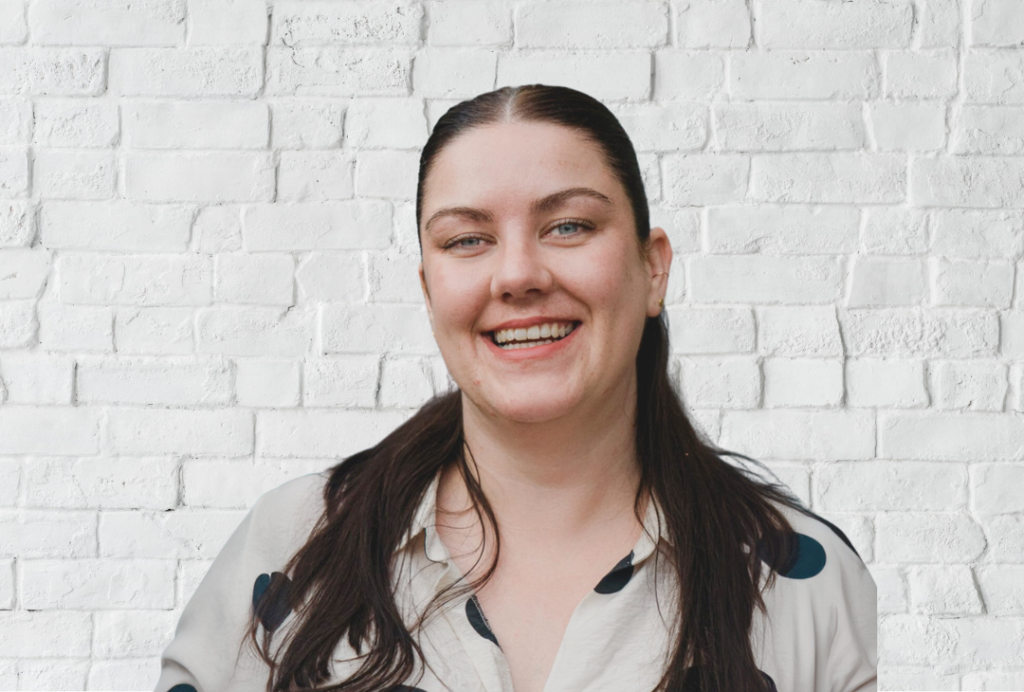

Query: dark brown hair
[246,85,806,692]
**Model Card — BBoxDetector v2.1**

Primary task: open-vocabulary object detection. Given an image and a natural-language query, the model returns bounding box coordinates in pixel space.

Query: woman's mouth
[487,321,580,350]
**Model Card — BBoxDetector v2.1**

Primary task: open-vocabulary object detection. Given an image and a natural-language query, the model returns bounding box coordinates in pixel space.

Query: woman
[155,85,876,692]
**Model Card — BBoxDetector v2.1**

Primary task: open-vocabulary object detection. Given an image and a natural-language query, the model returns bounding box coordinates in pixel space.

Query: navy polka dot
[252,572,293,631]
[594,550,635,594]
[466,594,499,646]
[758,531,826,579]
[167,686,198,692]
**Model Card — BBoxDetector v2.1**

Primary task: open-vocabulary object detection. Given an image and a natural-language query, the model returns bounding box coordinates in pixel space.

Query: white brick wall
[0,0,1022,689]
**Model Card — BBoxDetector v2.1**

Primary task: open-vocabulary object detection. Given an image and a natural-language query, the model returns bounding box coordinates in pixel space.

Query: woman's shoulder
[242,470,333,559]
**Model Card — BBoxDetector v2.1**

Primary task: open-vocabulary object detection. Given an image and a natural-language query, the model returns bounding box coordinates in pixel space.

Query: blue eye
[550,219,594,237]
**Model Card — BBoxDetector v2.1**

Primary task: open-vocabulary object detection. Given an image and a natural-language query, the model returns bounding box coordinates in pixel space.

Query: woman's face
[418,121,672,425]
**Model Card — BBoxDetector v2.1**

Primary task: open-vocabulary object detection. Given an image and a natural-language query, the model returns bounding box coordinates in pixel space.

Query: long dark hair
[246,85,805,692]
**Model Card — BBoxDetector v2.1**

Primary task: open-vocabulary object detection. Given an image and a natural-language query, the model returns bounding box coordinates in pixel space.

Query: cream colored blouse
[155,468,877,692]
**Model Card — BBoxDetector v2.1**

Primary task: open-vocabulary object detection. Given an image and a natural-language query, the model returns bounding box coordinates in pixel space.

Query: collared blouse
[155,467,877,692]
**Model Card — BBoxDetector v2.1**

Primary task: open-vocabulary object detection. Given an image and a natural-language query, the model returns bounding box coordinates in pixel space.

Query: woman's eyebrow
[424,187,613,235]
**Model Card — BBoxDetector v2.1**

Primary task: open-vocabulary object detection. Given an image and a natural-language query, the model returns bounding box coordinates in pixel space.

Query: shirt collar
[395,468,673,560]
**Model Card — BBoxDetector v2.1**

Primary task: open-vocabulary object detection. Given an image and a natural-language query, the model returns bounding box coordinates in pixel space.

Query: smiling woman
[154,85,876,692]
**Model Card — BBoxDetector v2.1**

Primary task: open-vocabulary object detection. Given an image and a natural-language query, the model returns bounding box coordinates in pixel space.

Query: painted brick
[235,359,300,407]
[0,99,31,144]
[40,201,191,252]
[37,302,113,352]
[24,456,177,509]
[0,406,100,454]
[243,202,392,251]
[965,50,1024,104]
[0,509,97,558]
[0,2,27,45]
[304,356,379,408]
[976,566,1024,614]
[879,412,1024,461]
[367,250,421,303]
[182,458,324,508]
[930,258,1014,308]
[32,149,115,199]
[758,306,843,357]
[21,559,175,609]
[1002,311,1024,358]
[665,306,755,354]
[953,106,1024,155]
[763,357,843,408]
[0,248,49,299]
[270,100,344,149]
[818,461,966,511]
[612,102,707,152]
[0,146,28,197]
[354,148,419,198]
[884,49,958,99]
[123,101,268,149]
[676,355,760,408]
[731,51,880,100]
[106,407,253,455]
[871,565,907,614]
[907,565,983,615]
[296,252,367,302]
[847,257,926,307]
[429,2,510,46]
[707,205,858,255]
[94,610,180,657]
[278,151,355,201]
[320,303,435,355]
[714,102,863,152]
[188,0,268,45]
[919,0,960,48]
[760,0,912,48]
[29,0,185,45]
[0,299,35,347]
[109,47,263,97]
[0,200,33,246]
[0,612,92,657]
[379,356,435,409]
[689,255,841,304]
[197,306,313,357]
[0,49,106,95]
[99,509,245,558]
[59,254,211,306]
[877,513,986,563]
[77,357,232,406]
[653,51,725,101]
[214,253,294,305]
[271,1,422,46]
[719,409,875,460]
[193,205,242,253]
[983,515,1024,563]
[931,360,1007,411]
[662,153,748,205]
[516,3,667,49]
[413,49,500,99]
[971,0,1024,46]
[0,352,73,404]
[125,152,274,203]
[840,308,999,358]
[345,97,429,149]
[266,47,411,96]
[870,101,947,151]
[972,464,1024,514]
[33,99,118,147]
[0,558,11,608]
[930,209,1024,259]
[675,0,749,48]
[861,207,928,255]
[846,359,928,408]
[115,307,193,355]
[751,153,905,204]
[257,409,411,457]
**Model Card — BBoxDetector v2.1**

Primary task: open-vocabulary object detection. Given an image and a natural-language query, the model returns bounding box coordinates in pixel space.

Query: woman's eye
[550,220,593,237]
[444,236,483,250]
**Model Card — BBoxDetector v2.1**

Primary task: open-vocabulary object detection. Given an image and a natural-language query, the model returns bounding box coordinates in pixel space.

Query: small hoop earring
[658,298,664,308]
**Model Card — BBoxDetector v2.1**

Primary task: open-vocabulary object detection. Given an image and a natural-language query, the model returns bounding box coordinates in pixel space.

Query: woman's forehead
[422,121,623,212]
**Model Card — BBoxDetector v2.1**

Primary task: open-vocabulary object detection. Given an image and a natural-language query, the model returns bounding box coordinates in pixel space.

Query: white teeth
[492,321,577,348]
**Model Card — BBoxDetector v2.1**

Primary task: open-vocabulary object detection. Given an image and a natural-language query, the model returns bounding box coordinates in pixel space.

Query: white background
[1,0,1023,689]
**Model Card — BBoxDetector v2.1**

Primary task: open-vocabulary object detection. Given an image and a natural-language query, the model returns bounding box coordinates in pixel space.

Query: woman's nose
[490,234,554,300]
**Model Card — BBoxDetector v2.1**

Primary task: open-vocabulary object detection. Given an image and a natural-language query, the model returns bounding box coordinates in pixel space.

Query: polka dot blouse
[155,469,877,692]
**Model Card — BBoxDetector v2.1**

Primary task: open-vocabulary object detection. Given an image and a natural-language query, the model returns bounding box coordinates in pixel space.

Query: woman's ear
[419,261,433,324]
[646,227,673,312]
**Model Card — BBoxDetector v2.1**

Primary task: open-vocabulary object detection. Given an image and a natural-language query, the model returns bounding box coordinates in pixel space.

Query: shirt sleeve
[825,524,878,692]
[154,472,329,692]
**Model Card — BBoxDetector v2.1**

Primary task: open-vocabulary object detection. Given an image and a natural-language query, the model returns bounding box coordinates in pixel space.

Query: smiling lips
[492,321,577,345]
